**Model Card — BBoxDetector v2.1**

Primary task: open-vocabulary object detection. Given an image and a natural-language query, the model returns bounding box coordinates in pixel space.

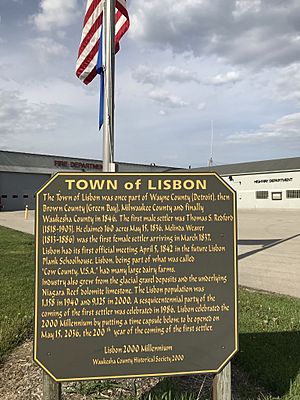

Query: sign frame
[34,172,238,382]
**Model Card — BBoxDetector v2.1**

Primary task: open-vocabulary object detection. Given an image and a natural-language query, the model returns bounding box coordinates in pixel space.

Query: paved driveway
[237,209,300,298]
[0,209,299,298]
[0,210,35,234]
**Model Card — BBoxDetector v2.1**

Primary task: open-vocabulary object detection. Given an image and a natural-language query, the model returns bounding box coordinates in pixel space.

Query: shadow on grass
[145,331,300,399]
[237,331,300,396]
[141,375,211,400]
[143,369,265,400]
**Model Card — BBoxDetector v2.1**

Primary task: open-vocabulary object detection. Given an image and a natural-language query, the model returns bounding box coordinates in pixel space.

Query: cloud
[163,66,200,83]
[197,102,206,110]
[233,0,261,17]
[32,0,80,31]
[132,65,159,85]
[130,0,300,69]
[275,63,300,103]
[0,89,64,140]
[207,71,241,85]
[26,37,67,63]
[227,112,300,144]
[132,65,200,85]
[149,89,189,108]
[132,64,242,90]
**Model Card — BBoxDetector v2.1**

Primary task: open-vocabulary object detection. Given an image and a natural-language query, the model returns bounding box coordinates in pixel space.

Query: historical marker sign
[34,173,238,381]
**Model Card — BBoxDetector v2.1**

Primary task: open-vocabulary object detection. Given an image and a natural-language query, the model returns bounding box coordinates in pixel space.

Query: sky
[0,0,300,168]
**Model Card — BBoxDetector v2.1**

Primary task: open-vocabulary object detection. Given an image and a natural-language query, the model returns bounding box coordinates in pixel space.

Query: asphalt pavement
[237,209,300,298]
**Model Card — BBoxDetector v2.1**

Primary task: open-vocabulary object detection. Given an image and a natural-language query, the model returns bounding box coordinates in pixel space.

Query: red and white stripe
[76,0,129,85]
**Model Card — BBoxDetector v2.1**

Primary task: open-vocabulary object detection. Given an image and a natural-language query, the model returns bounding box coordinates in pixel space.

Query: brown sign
[34,173,238,381]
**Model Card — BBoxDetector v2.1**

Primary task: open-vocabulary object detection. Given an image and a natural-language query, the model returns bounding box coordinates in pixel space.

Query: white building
[193,157,300,209]
[1,151,299,210]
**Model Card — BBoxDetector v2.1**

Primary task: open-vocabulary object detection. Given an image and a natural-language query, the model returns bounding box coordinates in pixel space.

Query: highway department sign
[34,173,238,381]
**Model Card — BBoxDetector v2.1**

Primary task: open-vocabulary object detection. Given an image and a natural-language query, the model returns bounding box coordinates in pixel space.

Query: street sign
[34,173,238,381]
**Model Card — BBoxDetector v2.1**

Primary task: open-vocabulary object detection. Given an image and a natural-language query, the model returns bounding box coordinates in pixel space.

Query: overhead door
[0,172,51,211]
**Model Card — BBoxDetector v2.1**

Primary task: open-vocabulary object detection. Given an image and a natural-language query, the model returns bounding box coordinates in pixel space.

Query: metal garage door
[0,172,51,211]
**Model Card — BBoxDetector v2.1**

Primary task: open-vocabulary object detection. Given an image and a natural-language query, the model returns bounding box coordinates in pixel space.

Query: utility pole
[208,120,214,167]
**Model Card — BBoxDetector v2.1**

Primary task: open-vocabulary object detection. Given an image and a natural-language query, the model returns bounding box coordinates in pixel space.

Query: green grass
[237,288,300,399]
[68,290,300,400]
[142,379,198,400]
[67,379,197,400]
[144,389,195,400]
[0,226,35,362]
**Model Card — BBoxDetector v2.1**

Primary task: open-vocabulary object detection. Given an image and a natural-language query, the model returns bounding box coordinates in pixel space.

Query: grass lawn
[0,225,299,400]
[146,287,300,400]
[0,226,34,362]
[237,289,300,399]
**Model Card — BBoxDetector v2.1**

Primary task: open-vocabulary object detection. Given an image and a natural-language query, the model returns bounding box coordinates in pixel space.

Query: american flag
[76,0,129,85]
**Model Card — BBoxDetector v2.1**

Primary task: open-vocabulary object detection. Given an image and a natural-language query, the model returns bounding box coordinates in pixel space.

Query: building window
[1,195,7,198]
[12,195,18,199]
[23,195,29,198]
[256,191,268,199]
[272,192,282,201]
[287,190,300,199]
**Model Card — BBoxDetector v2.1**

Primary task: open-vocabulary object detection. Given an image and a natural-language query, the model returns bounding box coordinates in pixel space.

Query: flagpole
[103,0,116,172]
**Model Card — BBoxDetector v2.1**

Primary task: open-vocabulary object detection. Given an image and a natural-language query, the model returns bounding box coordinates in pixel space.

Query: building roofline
[187,156,300,175]
[0,149,180,170]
